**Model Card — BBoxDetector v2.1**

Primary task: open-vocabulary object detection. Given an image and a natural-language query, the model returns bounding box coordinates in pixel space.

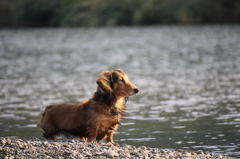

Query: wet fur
[37,69,138,145]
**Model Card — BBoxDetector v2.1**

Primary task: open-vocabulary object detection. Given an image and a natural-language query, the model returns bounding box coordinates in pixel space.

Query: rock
[0,138,6,145]
[125,153,131,158]
[213,153,222,158]
[104,150,119,158]
[63,151,72,157]
[84,151,92,157]
[182,151,191,157]
[105,142,113,147]
[125,144,133,150]
[160,149,165,153]
[197,151,204,155]
[94,151,103,156]
[140,146,147,151]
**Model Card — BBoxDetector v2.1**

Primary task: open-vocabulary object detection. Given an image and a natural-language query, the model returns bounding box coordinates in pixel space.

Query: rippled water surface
[0,26,240,157]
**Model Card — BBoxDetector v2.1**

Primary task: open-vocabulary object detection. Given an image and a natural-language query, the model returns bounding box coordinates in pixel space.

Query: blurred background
[0,0,240,28]
[1,0,240,158]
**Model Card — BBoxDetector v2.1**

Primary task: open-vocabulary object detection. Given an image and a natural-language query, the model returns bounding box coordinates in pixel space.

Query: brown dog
[37,69,138,145]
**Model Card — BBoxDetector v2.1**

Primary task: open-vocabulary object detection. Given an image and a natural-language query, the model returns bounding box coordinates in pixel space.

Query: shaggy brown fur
[37,69,138,145]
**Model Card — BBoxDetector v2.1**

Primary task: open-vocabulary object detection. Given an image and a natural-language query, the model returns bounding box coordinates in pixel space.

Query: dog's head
[96,69,138,100]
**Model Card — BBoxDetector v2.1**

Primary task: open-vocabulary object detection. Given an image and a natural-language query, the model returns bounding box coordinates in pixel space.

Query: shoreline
[0,137,235,159]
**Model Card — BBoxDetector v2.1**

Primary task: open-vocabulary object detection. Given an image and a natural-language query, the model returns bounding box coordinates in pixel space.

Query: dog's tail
[37,105,54,128]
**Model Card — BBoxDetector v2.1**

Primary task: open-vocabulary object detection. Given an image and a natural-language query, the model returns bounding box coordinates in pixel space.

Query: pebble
[104,150,119,158]
[141,146,147,151]
[0,137,234,159]
[213,153,223,158]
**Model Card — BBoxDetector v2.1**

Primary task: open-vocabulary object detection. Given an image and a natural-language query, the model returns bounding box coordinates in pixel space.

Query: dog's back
[38,103,89,140]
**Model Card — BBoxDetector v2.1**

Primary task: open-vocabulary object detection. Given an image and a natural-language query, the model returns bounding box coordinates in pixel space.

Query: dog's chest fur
[115,98,125,110]
[94,98,125,132]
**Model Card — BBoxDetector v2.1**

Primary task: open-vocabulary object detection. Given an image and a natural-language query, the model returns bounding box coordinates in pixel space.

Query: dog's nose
[134,88,139,94]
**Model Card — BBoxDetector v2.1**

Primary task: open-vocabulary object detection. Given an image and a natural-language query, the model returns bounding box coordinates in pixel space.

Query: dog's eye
[119,79,124,82]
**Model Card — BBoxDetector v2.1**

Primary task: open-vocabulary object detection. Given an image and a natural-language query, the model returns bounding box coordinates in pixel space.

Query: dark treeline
[1,0,240,28]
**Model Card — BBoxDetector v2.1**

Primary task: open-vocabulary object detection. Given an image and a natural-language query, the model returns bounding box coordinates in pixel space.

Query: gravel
[0,137,234,159]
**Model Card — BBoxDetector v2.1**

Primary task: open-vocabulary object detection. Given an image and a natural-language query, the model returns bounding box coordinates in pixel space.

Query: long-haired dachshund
[37,69,138,145]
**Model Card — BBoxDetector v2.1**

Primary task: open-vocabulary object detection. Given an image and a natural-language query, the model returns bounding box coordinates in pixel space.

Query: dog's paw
[110,142,119,146]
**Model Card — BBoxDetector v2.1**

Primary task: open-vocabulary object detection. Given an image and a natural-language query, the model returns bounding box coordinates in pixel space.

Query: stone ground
[0,137,235,159]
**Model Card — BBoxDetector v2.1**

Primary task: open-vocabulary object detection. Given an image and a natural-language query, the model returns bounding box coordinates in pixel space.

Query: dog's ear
[96,71,117,103]
[96,71,113,93]
[114,69,125,75]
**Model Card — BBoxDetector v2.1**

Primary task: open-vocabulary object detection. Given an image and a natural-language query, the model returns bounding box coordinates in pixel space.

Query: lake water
[0,26,240,157]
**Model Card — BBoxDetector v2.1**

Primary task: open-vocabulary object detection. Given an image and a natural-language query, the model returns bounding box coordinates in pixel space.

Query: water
[0,26,240,157]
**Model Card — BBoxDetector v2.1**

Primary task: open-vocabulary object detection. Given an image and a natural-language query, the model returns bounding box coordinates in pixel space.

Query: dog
[37,69,138,145]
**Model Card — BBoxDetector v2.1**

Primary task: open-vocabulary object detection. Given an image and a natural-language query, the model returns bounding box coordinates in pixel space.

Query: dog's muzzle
[134,88,139,94]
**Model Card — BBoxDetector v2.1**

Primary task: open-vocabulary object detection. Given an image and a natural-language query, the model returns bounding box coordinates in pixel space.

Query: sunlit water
[0,26,240,157]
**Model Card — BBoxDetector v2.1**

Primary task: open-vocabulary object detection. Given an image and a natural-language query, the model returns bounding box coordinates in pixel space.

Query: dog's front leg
[106,126,119,146]
[87,127,98,143]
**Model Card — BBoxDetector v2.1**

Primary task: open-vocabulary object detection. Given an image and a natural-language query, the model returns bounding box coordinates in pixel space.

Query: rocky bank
[0,137,235,159]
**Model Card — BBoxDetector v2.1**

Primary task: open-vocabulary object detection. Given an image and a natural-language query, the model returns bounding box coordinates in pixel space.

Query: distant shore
[0,137,234,159]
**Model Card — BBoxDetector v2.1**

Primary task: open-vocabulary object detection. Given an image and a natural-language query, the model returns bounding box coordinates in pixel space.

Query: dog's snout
[134,88,139,94]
